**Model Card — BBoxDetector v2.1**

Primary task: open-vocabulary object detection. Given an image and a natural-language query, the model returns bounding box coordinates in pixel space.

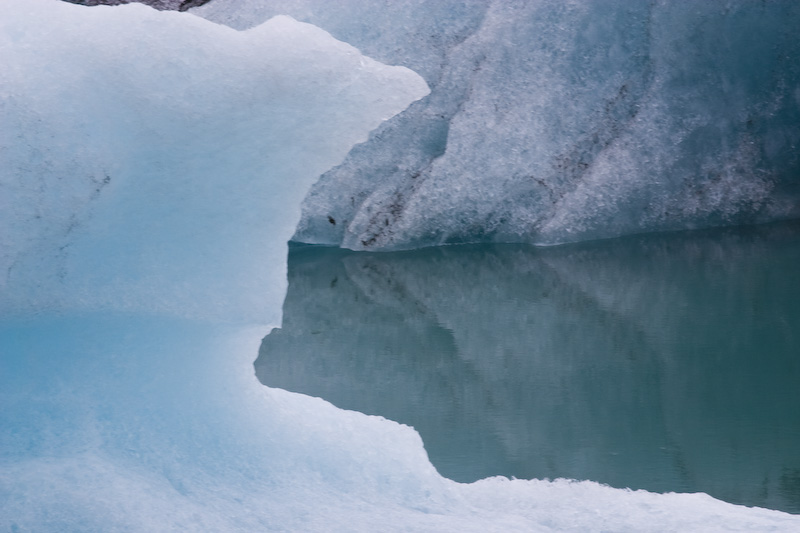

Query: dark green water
[259,221,800,514]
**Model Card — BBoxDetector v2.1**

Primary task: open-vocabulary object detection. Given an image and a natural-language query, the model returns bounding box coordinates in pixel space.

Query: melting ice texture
[196,0,800,250]
[2,1,800,531]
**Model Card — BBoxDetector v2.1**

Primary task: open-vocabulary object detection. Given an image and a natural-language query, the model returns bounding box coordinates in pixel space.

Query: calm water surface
[260,221,800,514]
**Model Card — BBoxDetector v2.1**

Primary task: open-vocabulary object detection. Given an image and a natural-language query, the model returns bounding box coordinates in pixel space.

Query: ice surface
[2,1,800,531]
[0,0,427,323]
[196,0,800,250]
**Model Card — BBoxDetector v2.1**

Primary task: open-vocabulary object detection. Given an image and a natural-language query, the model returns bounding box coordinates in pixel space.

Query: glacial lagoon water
[259,220,800,514]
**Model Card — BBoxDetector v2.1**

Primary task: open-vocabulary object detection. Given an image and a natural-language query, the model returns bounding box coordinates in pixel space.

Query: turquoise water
[260,221,800,514]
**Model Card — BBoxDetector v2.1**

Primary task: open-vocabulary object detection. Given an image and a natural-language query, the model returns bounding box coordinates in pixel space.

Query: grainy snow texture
[197,0,800,250]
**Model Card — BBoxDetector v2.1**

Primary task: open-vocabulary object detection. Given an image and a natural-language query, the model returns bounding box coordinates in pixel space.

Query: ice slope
[196,0,800,250]
[2,1,800,531]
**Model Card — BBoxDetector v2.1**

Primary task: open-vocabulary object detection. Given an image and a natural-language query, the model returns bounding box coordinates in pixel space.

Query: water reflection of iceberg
[259,221,800,514]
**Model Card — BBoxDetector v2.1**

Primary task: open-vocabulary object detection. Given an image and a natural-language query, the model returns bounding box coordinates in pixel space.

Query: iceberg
[2,1,800,531]
[197,0,800,250]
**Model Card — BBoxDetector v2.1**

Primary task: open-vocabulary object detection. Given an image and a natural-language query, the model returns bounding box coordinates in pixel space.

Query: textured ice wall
[197,0,800,250]
[0,0,427,322]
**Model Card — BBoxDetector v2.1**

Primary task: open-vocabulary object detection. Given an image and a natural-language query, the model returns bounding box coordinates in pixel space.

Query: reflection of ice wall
[197,0,800,250]
[0,0,427,323]
[260,222,800,512]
